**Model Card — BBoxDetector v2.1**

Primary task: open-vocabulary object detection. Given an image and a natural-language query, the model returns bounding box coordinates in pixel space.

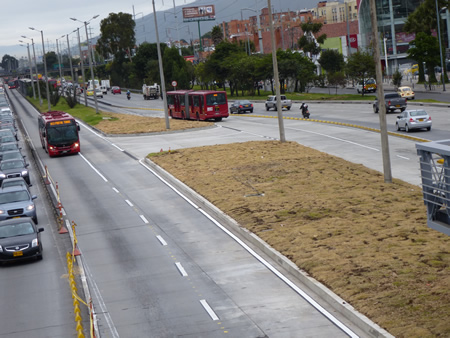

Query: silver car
[396,109,432,132]
[0,185,37,224]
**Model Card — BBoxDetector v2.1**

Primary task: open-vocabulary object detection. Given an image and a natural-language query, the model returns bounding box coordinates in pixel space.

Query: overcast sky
[2,0,196,59]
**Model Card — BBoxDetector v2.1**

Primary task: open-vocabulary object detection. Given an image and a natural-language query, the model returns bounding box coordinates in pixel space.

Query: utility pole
[369,0,392,183]
[268,0,286,142]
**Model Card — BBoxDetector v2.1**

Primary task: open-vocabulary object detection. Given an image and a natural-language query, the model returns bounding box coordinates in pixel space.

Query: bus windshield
[205,93,227,106]
[46,125,78,145]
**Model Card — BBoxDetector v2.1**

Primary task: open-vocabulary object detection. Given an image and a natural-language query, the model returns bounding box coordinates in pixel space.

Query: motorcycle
[127,92,131,100]
[300,103,310,119]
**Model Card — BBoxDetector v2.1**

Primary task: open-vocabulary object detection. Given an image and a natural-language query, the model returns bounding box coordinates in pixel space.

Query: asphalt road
[5,91,369,337]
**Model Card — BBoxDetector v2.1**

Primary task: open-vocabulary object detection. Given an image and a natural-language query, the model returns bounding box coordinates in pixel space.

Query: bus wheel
[214,117,222,122]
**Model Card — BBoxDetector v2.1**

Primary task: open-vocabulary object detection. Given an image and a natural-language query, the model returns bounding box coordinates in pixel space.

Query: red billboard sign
[183,5,216,22]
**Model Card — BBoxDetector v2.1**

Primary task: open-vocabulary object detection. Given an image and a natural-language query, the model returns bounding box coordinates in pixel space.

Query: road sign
[171,81,177,87]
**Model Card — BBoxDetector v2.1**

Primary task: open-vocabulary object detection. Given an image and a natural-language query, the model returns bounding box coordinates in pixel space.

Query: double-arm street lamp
[29,27,51,111]
[70,15,100,114]
[21,35,42,106]
[435,1,447,91]
[74,27,88,106]
[18,40,36,99]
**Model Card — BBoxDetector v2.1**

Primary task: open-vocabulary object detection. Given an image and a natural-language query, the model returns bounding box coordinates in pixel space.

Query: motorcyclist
[300,102,310,119]
[126,90,131,100]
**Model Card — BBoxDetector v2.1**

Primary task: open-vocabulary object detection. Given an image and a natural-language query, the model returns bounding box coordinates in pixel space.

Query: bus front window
[206,93,226,106]
[46,125,78,145]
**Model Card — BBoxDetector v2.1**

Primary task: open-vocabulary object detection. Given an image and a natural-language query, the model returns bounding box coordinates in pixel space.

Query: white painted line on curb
[156,235,168,246]
[175,262,188,277]
[200,299,219,321]
[79,153,108,182]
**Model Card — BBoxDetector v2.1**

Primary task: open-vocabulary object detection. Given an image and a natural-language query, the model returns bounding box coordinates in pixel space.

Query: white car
[100,86,108,95]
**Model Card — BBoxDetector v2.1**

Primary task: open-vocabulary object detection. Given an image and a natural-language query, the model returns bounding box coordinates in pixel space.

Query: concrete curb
[143,158,394,338]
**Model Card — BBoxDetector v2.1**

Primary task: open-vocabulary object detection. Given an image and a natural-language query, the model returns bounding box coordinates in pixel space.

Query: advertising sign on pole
[182,5,215,22]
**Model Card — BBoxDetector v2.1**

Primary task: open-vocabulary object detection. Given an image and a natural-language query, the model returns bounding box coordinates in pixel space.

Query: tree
[298,20,327,60]
[211,26,223,46]
[96,12,136,62]
[408,33,440,84]
[392,69,403,89]
[45,52,58,72]
[1,55,18,71]
[346,51,376,96]
[327,72,347,95]
[319,49,344,73]
[163,47,191,89]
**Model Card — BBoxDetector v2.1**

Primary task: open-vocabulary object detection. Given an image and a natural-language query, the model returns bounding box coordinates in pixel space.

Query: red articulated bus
[38,111,80,157]
[166,90,229,121]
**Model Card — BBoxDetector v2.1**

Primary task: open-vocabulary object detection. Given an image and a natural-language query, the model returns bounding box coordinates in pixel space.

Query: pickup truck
[265,95,292,111]
[373,92,407,113]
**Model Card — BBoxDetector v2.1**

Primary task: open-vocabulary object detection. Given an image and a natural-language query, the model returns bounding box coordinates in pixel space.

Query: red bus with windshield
[38,111,80,157]
[166,90,229,121]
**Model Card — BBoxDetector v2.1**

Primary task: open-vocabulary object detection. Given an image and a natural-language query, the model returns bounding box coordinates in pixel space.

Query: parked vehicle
[373,92,407,113]
[397,86,415,100]
[229,100,253,114]
[265,95,292,111]
[356,78,377,93]
[396,109,432,132]
[0,218,43,262]
[142,83,160,100]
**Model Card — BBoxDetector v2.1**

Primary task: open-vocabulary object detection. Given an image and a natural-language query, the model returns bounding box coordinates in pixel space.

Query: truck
[373,92,407,113]
[265,95,292,111]
[101,80,110,90]
[142,83,160,100]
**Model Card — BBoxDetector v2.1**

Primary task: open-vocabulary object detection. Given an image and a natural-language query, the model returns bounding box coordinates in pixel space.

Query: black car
[0,158,30,185]
[229,100,254,114]
[0,218,43,263]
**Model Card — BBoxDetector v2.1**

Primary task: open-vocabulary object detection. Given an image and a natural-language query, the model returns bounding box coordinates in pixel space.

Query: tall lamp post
[242,6,264,54]
[75,28,88,106]
[18,40,36,99]
[65,33,75,83]
[56,38,63,83]
[29,27,51,111]
[22,35,42,106]
[436,1,447,91]
[71,16,100,114]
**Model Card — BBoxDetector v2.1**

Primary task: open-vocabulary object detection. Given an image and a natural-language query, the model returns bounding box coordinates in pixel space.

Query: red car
[111,86,121,94]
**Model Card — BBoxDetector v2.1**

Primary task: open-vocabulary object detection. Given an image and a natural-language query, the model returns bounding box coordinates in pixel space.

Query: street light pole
[22,36,42,106]
[435,1,446,91]
[75,28,88,106]
[19,40,36,99]
[56,38,63,82]
[152,0,170,129]
[71,16,100,114]
[29,27,51,111]
[66,33,75,83]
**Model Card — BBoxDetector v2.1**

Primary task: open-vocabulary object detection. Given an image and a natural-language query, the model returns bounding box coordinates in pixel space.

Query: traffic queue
[0,82,43,264]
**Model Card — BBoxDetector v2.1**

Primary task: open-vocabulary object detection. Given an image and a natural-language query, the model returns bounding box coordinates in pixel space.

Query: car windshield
[0,144,18,151]
[0,160,24,170]
[0,222,34,238]
[410,111,427,117]
[0,191,30,203]
[2,152,22,161]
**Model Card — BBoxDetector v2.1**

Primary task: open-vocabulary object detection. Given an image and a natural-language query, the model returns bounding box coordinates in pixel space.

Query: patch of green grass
[28,96,106,125]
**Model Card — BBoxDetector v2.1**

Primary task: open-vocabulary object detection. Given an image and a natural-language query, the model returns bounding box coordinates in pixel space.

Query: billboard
[182,5,215,22]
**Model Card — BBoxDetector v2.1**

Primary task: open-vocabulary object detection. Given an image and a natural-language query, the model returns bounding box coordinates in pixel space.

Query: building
[358,0,449,75]
[312,0,359,24]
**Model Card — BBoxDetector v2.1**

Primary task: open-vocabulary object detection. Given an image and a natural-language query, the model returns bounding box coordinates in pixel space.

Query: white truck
[142,83,160,100]
[265,95,292,111]
[101,80,111,90]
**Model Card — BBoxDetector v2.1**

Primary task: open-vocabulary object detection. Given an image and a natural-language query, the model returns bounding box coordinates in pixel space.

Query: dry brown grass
[148,141,450,338]
[95,112,214,134]
[92,114,449,337]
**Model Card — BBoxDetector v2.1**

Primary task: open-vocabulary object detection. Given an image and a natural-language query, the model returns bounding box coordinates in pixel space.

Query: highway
[3,90,370,337]
[2,88,448,337]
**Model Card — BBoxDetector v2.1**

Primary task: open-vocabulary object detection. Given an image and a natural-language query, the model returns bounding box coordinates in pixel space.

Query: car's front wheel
[265,105,269,111]
[396,123,401,131]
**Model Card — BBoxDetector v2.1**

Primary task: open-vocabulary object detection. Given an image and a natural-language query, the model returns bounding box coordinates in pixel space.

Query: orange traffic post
[43,165,51,185]
[71,221,81,256]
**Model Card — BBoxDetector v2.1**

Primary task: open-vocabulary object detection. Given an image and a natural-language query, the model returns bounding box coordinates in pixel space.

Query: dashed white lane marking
[112,187,119,193]
[200,299,219,321]
[156,235,168,246]
[125,199,133,207]
[175,262,188,277]
[140,215,149,224]
[396,155,410,160]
